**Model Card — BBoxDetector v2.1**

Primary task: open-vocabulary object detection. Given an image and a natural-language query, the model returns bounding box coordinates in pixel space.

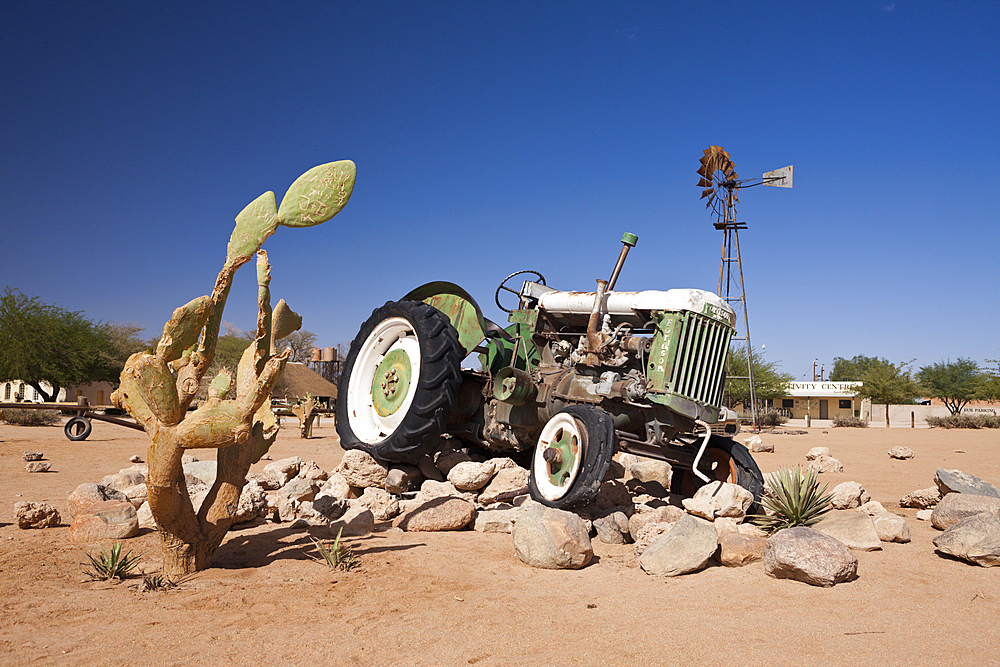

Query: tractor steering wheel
[495,270,546,313]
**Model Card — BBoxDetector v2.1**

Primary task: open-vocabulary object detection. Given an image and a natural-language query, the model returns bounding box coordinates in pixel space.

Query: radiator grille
[668,312,732,407]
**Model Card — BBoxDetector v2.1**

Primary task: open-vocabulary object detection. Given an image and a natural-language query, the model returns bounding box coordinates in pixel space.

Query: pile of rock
[806,447,843,473]
[900,468,1000,567]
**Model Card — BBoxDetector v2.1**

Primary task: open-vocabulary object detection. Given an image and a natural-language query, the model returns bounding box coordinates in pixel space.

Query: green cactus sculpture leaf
[277,160,356,228]
[228,191,279,267]
[157,296,213,362]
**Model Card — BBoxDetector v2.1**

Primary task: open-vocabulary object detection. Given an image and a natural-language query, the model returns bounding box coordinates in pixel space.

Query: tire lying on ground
[336,300,463,464]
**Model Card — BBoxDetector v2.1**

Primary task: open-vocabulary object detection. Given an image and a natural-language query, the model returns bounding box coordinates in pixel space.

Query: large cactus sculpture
[112,160,355,575]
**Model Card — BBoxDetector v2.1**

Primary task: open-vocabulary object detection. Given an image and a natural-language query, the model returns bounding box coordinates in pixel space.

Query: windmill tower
[697,146,792,426]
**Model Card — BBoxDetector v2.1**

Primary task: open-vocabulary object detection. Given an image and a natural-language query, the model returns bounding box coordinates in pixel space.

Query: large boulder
[813,511,882,551]
[337,451,389,489]
[932,511,1000,567]
[512,505,593,570]
[930,493,1000,530]
[935,469,1000,499]
[68,483,125,519]
[638,514,719,577]
[398,497,476,532]
[68,500,139,543]
[15,501,61,529]
[861,502,911,543]
[764,526,858,587]
[447,460,496,491]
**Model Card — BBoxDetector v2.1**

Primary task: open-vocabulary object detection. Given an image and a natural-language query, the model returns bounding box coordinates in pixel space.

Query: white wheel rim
[532,412,585,501]
[346,317,421,444]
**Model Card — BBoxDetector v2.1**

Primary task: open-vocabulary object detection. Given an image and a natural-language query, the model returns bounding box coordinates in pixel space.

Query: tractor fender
[403,281,510,355]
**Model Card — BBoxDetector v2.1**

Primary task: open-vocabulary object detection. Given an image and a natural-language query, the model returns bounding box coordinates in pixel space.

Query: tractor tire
[528,405,616,510]
[673,435,764,513]
[64,416,92,441]
[336,300,463,464]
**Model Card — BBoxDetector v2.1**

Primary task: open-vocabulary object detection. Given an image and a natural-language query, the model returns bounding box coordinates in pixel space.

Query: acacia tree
[853,357,919,427]
[723,345,794,412]
[0,288,119,401]
[829,354,880,381]
[112,160,355,576]
[978,354,1000,402]
[916,358,980,415]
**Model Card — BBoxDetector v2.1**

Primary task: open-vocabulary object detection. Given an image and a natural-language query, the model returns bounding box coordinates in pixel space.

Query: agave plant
[83,542,143,581]
[750,466,834,532]
[310,528,358,571]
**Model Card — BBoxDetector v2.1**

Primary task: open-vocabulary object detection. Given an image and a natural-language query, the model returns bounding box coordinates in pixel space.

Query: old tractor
[335,233,763,509]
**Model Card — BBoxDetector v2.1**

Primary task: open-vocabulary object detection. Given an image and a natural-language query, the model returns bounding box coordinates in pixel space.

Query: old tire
[528,405,616,510]
[336,300,463,464]
[64,416,92,441]
[674,435,764,513]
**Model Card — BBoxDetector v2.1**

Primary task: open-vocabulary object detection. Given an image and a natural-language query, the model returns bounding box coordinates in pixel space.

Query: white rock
[831,481,870,510]
[447,460,496,491]
[805,447,831,461]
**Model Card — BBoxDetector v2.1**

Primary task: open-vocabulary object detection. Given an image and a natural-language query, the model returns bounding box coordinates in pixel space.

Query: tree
[103,322,150,369]
[978,354,1000,402]
[723,344,794,412]
[852,357,919,427]
[0,287,119,401]
[916,358,980,415]
[279,329,318,363]
[829,354,881,381]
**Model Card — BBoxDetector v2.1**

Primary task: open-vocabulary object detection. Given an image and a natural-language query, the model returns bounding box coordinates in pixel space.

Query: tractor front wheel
[336,300,463,464]
[528,405,615,509]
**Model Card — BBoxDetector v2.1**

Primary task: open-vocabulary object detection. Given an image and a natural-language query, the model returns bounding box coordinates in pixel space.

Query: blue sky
[2,0,998,380]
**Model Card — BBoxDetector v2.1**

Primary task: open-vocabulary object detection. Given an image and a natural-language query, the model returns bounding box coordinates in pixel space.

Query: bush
[1,408,60,426]
[757,410,787,427]
[926,414,1000,429]
[833,415,868,428]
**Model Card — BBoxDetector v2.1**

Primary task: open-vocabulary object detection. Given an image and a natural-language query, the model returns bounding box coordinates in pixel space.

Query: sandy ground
[2,418,999,667]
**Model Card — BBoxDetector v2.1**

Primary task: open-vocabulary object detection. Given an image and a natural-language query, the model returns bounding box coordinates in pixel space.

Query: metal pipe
[584,279,607,364]
[690,419,712,484]
[607,232,638,291]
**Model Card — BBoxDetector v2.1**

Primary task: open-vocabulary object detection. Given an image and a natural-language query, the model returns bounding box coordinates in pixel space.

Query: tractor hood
[536,288,735,328]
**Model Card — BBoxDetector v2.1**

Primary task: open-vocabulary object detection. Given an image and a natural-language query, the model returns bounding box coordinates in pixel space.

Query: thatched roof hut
[274,362,338,404]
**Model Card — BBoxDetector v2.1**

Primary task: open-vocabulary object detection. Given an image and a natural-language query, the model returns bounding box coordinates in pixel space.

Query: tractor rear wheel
[673,435,764,513]
[336,300,463,464]
[528,405,615,510]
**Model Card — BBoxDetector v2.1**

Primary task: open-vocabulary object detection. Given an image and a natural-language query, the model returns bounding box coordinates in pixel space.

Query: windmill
[697,146,792,426]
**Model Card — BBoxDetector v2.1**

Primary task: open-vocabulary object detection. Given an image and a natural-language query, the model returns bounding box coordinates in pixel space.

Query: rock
[633,522,674,555]
[737,522,769,538]
[473,504,525,533]
[813,511,882,551]
[358,487,401,521]
[808,455,844,474]
[68,500,139,543]
[713,517,740,536]
[638,514,718,577]
[434,446,472,476]
[621,454,674,488]
[101,466,146,491]
[328,505,375,537]
[447,460,496,491]
[478,466,530,505]
[25,461,51,473]
[805,447,831,461]
[188,484,211,515]
[311,494,350,522]
[262,456,303,486]
[317,472,354,499]
[338,450,389,489]
[887,446,914,460]
[273,496,300,523]
[384,465,423,494]
[486,457,519,472]
[246,470,285,490]
[120,483,148,508]
[629,505,685,540]
[916,509,933,521]
[900,486,942,509]
[682,481,753,520]
[296,461,328,483]
[415,479,477,504]
[860,500,885,515]
[511,505,593,570]
[129,455,144,463]
[870,510,911,543]
[747,436,774,454]
[583,479,634,514]
[930,493,1000,530]
[14,501,61,528]
[718,532,767,566]
[765,527,858,586]
[417,453,445,482]
[830,481,870,510]
[68,483,108,519]
[398,497,476,532]
[233,480,268,524]
[136,501,156,529]
[182,460,218,487]
[22,451,43,461]
[593,511,631,544]
[934,468,1000,499]
[276,477,318,503]
[933,511,1000,567]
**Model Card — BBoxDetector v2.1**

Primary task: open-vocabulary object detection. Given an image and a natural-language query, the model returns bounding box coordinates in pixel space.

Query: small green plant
[2,408,60,426]
[833,414,868,428]
[750,467,834,533]
[132,572,186,592]
[310,528,358,571]
[83,542,143,581]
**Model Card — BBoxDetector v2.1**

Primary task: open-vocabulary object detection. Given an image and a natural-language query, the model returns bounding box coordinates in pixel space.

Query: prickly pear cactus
[112,160,355,575]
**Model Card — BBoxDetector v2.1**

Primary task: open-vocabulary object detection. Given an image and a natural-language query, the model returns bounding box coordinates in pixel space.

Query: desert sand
[2,418,998,667]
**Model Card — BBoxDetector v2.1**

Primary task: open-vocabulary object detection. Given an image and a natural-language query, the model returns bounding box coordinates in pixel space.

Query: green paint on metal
[277,160,357,228]
[404,282,489,355]
[507,308,538,328]
[480,322,540,376]
[371,348,412,417]
[621,232,638,247]
[546,426,579,488]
